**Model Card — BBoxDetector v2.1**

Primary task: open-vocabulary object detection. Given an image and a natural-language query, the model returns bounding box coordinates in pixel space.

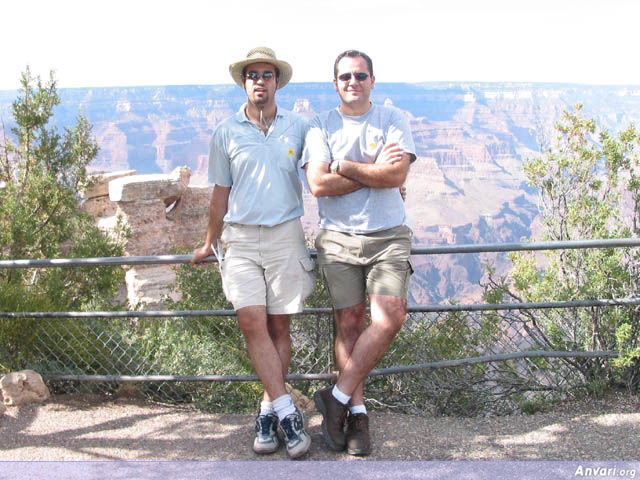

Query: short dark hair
[242,65,280,79]
[334,50,373,79]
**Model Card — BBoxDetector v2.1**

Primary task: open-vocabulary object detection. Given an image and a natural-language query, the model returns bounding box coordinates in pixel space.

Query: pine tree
[0,68,125,311]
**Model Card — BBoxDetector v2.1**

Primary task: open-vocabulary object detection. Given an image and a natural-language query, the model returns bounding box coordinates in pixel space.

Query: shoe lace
[280,413,303,440]
[349,413,368,431]
[257,414,276,435]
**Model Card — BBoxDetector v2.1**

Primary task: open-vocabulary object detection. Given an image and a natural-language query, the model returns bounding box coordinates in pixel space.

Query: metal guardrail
[2,237,639,387]
[3,299,640,319]
[3,237,640,319]
[47,350,620,383]
[2,238,640,269]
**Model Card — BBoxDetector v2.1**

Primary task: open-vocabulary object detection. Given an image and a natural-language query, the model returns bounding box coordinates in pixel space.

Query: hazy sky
[3,0,639,90]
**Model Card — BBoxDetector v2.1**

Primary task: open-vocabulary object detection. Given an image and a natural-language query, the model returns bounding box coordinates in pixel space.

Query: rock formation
[0,370,50,406]
[81,166,210,308]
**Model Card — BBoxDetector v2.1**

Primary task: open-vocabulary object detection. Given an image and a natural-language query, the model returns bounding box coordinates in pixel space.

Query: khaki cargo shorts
[219,218,315,314]
[315,225,413,310]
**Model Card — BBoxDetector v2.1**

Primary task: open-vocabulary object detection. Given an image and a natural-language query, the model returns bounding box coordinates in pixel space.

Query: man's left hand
[375,142,404,164]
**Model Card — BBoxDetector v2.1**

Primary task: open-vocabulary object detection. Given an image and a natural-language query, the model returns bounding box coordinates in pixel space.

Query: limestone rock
[81,195,120,222]
[109,166,190,205]
[125,264,178,308]
[292,98,315,118]
[80,170,137,199]
[165,185,211,248]
[286,383,313,412]
[117,199,173,256]
[83,166,212,307]
[0,370,50,406]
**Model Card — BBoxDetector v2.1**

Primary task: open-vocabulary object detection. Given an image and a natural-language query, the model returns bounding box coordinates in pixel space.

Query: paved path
[1,392,639,461]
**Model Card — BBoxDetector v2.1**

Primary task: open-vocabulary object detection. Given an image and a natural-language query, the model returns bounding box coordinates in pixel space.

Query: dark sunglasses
[337,72,369,82]
[245,71,275,81]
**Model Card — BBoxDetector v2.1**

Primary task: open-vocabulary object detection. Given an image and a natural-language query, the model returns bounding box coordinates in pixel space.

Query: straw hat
[228,47,293,90]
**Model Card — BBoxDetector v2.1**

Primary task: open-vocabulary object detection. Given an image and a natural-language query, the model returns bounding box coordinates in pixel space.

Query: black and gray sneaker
[278,407,311,459]
[253,413,280,454]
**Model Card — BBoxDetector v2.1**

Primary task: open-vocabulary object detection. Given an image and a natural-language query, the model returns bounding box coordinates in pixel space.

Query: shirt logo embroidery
[369,142,377,150]
[288,148,295,157]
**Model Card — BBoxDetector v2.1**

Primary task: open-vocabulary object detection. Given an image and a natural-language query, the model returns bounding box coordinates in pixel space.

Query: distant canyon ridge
[2,82,640,306]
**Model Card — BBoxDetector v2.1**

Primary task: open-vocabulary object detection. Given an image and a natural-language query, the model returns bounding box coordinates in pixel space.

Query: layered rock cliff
[5,81,639,306]
[81,167,209,308]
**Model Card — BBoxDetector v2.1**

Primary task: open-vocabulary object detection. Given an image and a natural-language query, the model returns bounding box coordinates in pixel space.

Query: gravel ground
[1,391,639,461]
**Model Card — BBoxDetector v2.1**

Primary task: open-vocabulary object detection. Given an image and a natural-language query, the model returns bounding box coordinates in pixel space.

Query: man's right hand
[190,244,214,265]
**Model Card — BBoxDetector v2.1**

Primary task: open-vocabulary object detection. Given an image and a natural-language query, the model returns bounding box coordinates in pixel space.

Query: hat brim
[229,59,292,90]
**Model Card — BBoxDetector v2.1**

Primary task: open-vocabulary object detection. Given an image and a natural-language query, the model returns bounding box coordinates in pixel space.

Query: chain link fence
[2,239,640,416]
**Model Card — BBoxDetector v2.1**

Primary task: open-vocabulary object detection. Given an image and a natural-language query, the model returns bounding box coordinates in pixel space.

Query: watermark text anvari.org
[575,465,636,478]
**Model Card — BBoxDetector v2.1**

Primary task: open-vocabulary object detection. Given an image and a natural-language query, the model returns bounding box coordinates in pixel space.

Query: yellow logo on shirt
[288,148,295,157]
[369,142,377,150]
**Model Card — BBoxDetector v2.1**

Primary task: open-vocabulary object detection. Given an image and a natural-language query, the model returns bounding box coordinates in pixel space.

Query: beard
[250,90,271,106]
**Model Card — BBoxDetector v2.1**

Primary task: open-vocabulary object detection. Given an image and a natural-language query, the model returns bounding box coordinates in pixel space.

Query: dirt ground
[1,391,639,461]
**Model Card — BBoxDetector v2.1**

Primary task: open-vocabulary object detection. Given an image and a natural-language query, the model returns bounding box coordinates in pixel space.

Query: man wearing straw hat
[301,49,416,456]
[191,47,314,459]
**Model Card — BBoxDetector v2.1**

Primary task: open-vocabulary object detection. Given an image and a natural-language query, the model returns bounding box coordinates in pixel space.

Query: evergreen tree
[0,69,125,315]
[483,104,640,391]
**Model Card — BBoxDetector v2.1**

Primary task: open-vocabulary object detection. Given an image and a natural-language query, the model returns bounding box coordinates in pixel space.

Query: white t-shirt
[300,103,416,234]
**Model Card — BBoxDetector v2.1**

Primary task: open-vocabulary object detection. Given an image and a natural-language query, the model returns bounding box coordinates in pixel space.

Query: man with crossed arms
[301,49,416,456]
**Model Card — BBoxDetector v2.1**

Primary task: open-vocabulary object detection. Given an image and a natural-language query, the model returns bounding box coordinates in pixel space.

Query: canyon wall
[5,81,640,306]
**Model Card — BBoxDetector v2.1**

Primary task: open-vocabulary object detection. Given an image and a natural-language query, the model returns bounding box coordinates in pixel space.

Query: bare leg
[262,314,291,402]
[236,305,287,400]
[335,295,406,396]
[333,303,366,406]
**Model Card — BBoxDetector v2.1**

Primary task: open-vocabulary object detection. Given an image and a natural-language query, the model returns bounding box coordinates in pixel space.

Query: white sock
[332,385,350,405]
[349,404,367,415]
[273,394,296,421]
[259,400,275,416]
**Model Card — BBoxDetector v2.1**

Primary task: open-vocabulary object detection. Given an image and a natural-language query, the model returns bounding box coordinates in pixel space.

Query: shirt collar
[236,103,283,124]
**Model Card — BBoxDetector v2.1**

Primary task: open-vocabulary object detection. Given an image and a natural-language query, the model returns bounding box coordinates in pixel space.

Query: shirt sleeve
[387,108,417,163]
[296,116,311,189]
[299,114,332,171]
[209,127,233,187]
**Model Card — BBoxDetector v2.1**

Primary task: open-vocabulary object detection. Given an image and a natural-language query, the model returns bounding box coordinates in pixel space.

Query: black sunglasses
[337,72,369,82]
[245,71,275,81]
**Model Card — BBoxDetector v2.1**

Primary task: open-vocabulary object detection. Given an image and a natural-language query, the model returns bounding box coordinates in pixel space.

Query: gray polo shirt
[300,103,416,234]
[209,105,308,227]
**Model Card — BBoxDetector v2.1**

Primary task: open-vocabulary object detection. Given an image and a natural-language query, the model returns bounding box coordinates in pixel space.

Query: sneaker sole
[253,442,280,455]
[286,432,311,459]
[313,391,346,451]
[347,446,372,456]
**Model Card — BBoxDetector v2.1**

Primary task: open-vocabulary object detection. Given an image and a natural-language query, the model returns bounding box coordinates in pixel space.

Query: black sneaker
[346,412,372,456]
[253,413,280,454]
[313,386,347,451]
[278,407,311,459]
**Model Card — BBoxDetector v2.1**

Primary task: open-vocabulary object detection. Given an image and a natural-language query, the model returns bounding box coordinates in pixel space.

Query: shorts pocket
[299,255,316,299]
[218,258,230,300]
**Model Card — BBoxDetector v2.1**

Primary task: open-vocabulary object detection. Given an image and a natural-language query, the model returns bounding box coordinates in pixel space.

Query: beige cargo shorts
[220,218,315,314]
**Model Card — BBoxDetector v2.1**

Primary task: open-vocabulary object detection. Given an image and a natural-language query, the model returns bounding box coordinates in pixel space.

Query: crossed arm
[305,143,411,197]
[190,185,231,264]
